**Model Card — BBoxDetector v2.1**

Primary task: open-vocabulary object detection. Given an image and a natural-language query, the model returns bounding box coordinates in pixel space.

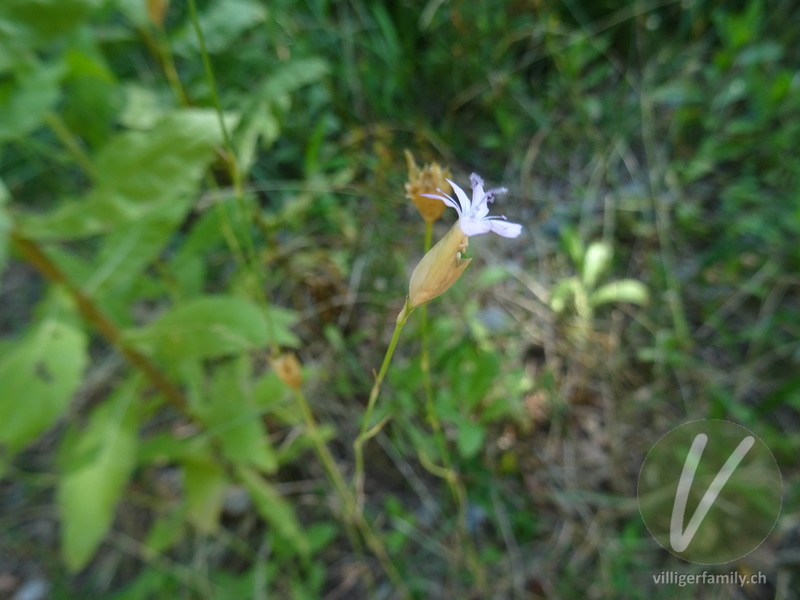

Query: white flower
[422,173,522,238]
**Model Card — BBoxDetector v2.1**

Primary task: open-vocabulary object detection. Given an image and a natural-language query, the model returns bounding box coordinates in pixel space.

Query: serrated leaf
[172,0,268,57]
[0,0,102,71]
[590,279,649,307]
[0,60,65,142]
[183,459,227,533]
[0,318,87,452]
[119,83,165,130]
[582,241,612,290]
[197,361,278,473]
[17,110,231,240]
[86,196,196,304]
[256,58,329,101]
[58,379,139,572]
[236,58,328,172]
[125,296,299,362]
[114,0,150,30]
[237,466,309,558]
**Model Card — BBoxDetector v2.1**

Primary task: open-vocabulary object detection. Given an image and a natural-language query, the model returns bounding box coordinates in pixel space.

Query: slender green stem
[187,2,284,356]
[153,26,190,107]
[292,388,355,515]
[292,373,411,597]
[416,220,485,589]
[187,0,238,192]
[419,222,449,460]
[353,299,413,505]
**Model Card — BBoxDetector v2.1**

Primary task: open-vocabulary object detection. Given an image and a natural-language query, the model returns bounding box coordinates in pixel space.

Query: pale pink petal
[446,178,472,212]
[421,192,461,214]
[473,196,490,220]
[459,217,492,236]
[487,219,522,238]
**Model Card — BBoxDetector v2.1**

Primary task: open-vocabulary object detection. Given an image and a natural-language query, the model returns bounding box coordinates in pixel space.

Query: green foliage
[171,0,268,58]
[18,110,228,240]
[237,466,310,559]
[551,231,649,320]
[57,378,139,571]
[125,296,298,364]
[0,60,65,143]
[1,0,799,597]
[0,0,103,70]
[0,299,87,457]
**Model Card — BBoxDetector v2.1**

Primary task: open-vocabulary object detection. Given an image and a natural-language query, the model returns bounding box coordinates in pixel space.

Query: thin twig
[11,232,187,411]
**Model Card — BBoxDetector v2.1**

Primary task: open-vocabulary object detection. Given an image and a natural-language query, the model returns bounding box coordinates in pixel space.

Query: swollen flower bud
[408,221,472,308]
[273,353,302,390]
[404,150,451,223]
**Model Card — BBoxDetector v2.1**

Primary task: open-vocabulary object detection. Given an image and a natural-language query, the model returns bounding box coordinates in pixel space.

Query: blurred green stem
[187,0,240,194]
[291,387,410,598]
[188,1,285,356]
[138,16,189,108]
[417,220,485,589]
[353,299,413,506]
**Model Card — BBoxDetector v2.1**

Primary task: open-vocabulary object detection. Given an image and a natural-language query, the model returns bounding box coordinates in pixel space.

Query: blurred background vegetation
[1,0,799,598]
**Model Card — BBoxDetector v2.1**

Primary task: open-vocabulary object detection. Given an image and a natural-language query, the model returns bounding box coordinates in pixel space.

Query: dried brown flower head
[404,150,451,223]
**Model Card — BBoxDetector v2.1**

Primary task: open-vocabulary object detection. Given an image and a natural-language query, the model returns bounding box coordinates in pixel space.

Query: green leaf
[236,58,329,172]
[86,196,196,305]
[252,372,301,425]
[17,110,231,240]
[62,44,119,148]
[582,241,612,290]
[172,0,268,57]
[0,317,87,453]
[119,83,166,130]
[144,510,186,555]
[590,279,649,308]
[0,0,102,71]
[560,226,584,268]
[549,277,580,314]
[183,459,228,533]
[237,466,310,558]
[255,58,329,101]
[58,379,139,572]
[0,60,65,142]
[455,418,485,460]
[125,296,299,362]
[196,361,278,473]
[114,0,150,30]
[137,431,209,465]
